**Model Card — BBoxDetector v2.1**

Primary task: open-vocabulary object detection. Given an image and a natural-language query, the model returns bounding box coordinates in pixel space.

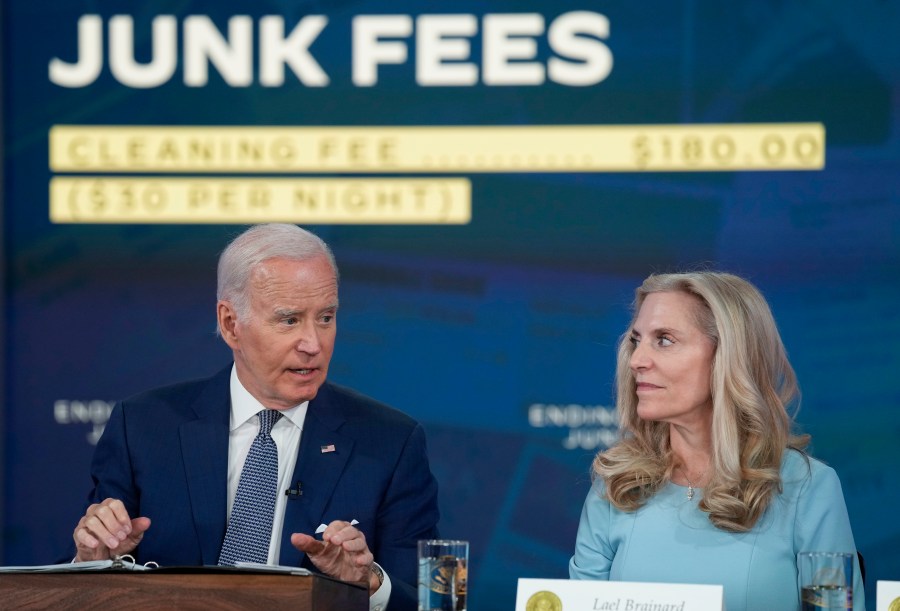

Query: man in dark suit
[71,224,440,611]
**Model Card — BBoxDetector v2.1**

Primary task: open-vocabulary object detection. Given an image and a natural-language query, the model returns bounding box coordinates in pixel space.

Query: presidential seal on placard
[888,596,900,611]
[526,590,562,611]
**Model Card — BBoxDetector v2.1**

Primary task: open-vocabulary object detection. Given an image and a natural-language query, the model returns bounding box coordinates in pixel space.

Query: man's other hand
[73,498,151,562]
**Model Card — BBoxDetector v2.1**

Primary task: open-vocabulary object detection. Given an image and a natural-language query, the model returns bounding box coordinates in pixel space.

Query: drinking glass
[799,551,853,610]
[418,539,468,611]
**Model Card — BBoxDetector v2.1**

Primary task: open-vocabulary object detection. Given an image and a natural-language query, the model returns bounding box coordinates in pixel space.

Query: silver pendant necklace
[678,467,704,500]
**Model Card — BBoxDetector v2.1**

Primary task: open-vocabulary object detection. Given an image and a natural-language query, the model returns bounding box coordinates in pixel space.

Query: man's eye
[321,314,335,324]
[284,317,298,325]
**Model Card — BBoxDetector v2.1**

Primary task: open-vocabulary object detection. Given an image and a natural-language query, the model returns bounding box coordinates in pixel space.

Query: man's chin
[283,378,325,404]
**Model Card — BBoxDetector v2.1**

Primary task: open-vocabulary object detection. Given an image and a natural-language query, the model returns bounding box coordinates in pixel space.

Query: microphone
[285,481,303,499]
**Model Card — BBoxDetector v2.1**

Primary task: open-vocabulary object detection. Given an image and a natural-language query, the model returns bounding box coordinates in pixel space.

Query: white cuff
[368,563,392,611]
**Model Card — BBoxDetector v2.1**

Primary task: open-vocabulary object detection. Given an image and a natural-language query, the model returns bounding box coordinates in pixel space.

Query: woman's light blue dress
[570,450,865,610]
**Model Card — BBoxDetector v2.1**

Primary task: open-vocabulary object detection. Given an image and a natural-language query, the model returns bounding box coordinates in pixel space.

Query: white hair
[216,224,338,321]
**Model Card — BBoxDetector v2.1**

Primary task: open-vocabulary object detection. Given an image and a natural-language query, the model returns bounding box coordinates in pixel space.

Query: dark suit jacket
[85,365,440,610]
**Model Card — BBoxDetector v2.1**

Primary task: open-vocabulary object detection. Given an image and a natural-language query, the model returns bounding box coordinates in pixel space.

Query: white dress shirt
[227,366,391,610]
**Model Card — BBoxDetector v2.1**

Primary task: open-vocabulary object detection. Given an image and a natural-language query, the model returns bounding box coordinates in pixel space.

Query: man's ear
[217,301,240,350]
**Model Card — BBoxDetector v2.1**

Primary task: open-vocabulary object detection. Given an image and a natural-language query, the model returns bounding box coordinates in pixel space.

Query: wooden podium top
[0,570,369,610]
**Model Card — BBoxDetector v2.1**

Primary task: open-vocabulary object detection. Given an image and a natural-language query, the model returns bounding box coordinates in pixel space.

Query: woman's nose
[630,340,650,370]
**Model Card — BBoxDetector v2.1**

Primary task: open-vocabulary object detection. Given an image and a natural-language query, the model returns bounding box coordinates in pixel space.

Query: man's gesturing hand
[291,520,381,594]
[73,498,151,562]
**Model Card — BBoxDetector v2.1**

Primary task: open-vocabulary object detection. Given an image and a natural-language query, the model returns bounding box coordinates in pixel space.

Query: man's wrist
[368,563,384,593]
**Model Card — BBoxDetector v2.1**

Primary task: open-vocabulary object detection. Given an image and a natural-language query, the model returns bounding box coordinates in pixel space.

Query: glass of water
[798,551,853,610]
[418,539,468,611]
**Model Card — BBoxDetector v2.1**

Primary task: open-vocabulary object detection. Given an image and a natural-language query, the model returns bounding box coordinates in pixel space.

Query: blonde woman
[570,272,864,611]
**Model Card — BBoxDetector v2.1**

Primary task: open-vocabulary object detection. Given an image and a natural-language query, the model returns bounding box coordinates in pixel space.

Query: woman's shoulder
[587,476,610,502]
[780,447,843,496]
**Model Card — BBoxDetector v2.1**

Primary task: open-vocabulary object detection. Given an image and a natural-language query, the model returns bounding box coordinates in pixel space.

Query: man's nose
[294,323,322,354]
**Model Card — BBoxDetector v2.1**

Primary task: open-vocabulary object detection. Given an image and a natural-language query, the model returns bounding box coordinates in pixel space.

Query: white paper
[315,519,359,534]
[877,580,900,611]
[233,562,312,575]
[0,559,151,572]
[515,578,724,611]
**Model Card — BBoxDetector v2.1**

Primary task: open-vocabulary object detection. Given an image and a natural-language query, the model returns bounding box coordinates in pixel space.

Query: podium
[0,570,369,610]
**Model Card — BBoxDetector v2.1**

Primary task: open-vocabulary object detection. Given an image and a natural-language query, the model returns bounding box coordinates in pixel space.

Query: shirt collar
[229,364,308,431]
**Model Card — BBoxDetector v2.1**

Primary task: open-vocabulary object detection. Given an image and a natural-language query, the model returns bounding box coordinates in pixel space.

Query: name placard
[877,580,900,611]
[515,578,723,611]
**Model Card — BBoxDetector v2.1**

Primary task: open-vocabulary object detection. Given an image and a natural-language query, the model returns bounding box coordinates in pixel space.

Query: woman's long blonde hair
[595,271,808,532]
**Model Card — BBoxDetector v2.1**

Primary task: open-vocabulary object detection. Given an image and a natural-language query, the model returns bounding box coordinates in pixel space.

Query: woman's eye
[658,336,673,347]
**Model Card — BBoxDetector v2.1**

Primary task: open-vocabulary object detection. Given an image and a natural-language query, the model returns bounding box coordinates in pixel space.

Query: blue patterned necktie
[218,409,282,566]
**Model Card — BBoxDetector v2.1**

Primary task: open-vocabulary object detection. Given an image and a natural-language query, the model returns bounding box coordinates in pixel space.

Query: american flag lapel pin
[321,444,336,453]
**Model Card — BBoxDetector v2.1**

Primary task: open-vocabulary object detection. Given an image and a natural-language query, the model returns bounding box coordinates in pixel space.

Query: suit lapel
[279,383,355,566]
[179,367,231,565]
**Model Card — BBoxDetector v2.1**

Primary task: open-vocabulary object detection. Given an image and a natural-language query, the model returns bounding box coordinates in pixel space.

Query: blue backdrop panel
[2,1,899,609]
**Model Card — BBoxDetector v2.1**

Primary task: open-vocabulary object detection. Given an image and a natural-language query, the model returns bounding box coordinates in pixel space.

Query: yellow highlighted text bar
[50,123,824,173]
[50,177,471,224]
